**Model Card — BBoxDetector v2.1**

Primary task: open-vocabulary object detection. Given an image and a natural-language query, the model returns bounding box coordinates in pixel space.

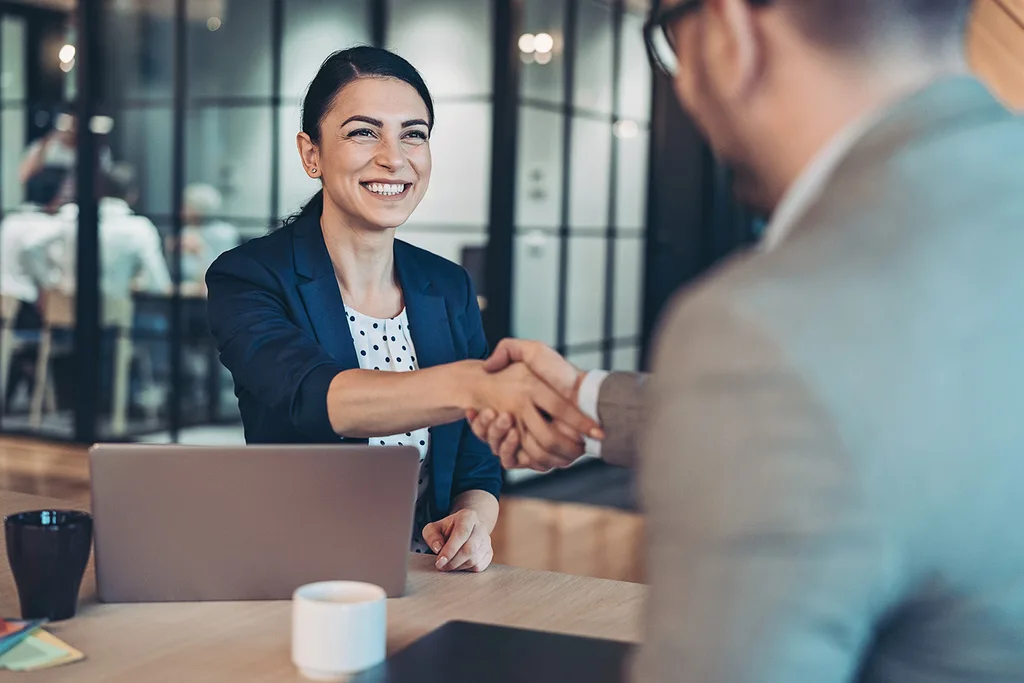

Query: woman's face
[298,77,432,231]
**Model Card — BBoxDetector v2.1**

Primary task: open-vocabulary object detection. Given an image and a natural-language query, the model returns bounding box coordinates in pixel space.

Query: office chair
[29,290,154,435]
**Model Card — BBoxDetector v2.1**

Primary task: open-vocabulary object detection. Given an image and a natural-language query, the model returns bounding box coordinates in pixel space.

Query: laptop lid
[89,444,420,602]
[352,621,633,683]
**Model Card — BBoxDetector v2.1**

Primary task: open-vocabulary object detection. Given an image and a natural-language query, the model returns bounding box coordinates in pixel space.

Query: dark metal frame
[553,0,579,357]
[601,0,625,369]
[269,0,284,226]
[0,12,4,230]
[483,0,522,344]
[73,0,101,444]
[0,10,5,269]
[167,0,186,442]
[370,0,388,49]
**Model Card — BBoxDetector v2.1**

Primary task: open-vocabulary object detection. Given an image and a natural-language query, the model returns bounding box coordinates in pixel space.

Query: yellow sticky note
[29,631,85,669]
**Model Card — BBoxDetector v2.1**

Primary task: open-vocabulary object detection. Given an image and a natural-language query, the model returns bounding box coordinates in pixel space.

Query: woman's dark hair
[281,46,434,228]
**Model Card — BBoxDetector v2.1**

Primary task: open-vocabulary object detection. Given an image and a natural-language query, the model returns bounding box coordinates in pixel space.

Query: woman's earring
[311,167,318,176]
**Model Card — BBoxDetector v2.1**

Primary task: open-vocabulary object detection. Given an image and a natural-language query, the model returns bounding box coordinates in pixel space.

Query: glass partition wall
[512,0,650,373]
[0,0,652,445]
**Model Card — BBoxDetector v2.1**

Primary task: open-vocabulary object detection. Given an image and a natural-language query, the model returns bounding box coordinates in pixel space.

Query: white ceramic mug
[291,581,387,681]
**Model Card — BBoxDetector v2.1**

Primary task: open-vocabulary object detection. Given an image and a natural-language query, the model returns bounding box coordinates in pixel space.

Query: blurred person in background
[22,164,172,419]
[470,0,1024,681]
[26,163,171,299]
[0,167,69,408]
[172,183,240,293]
[0,167,68,325]
[19,107,113,188]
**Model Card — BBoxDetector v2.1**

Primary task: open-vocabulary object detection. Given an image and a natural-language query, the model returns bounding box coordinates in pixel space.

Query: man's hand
[483,339,585,399]
[467,340,602,472]
[421,509,493,573]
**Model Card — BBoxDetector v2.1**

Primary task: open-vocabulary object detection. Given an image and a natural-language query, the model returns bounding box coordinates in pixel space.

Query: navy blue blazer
[205,213,502,520]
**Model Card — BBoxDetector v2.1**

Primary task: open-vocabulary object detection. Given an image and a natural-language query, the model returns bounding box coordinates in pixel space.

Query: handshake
[464,339,604,472]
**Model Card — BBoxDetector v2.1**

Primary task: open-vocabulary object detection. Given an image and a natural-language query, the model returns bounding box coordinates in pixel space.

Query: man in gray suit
[469,0,1024,680]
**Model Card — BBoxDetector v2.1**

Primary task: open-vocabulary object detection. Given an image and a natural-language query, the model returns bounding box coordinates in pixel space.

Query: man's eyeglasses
[643,0,703,77]
[643,0,772,77]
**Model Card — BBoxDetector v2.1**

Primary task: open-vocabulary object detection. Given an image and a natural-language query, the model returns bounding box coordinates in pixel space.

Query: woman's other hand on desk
[421,508,493,573]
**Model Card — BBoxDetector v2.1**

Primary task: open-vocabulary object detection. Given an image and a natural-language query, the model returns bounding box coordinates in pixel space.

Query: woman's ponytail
[300,188,324,218]
[277,188,323,230]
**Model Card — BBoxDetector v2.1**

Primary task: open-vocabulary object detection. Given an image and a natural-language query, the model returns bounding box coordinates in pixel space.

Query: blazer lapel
[395,240,461,517]
[395,240,457,370]
[292,214,359,370]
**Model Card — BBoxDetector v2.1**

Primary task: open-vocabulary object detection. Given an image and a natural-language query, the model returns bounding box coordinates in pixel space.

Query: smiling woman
[204,47,600,575]
[290,51,435,236]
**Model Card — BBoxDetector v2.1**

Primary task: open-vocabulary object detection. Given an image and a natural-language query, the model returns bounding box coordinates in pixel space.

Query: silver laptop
[89,444,421,602]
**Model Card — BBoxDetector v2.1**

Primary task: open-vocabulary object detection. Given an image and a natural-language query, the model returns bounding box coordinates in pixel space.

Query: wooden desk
[1,490,645,682]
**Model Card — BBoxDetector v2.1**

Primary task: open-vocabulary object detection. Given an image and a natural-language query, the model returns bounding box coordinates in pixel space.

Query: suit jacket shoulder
[633,76,1024,683]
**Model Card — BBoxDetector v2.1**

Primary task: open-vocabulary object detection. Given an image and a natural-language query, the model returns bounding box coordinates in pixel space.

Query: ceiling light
[207,16,222,31]
[59,59,75,73]
[90,115,115,135]
[614,120,639,139]
[533,32,554,54]
[535,51,553,65]
[59,44,75,64]
[518,33,535,54]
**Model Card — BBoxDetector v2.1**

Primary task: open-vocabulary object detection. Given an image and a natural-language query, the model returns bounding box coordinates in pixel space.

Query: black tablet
[352,620,633,683]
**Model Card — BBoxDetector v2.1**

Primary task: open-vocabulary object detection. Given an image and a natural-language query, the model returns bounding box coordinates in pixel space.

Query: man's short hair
[103,163,136,201]
[782,0,973,53]
[184,183,223,216]
[25,166,68,207]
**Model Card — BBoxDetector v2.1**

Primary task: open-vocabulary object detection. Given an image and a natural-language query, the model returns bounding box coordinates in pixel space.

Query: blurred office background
[0,0,1019,474]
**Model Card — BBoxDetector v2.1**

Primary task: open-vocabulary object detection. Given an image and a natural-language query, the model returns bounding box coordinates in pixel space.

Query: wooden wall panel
[970,0,1024,110]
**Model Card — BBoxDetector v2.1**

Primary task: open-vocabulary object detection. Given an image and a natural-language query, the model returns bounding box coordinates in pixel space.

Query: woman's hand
[466,406,589,473]
[421,509,493,573]
[466,409,523,469]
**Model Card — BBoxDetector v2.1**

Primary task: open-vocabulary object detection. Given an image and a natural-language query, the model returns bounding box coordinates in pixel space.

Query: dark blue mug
[5,510,92,621]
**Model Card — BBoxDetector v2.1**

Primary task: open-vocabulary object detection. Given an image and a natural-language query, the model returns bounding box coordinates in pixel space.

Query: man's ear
[705,0,765,100]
